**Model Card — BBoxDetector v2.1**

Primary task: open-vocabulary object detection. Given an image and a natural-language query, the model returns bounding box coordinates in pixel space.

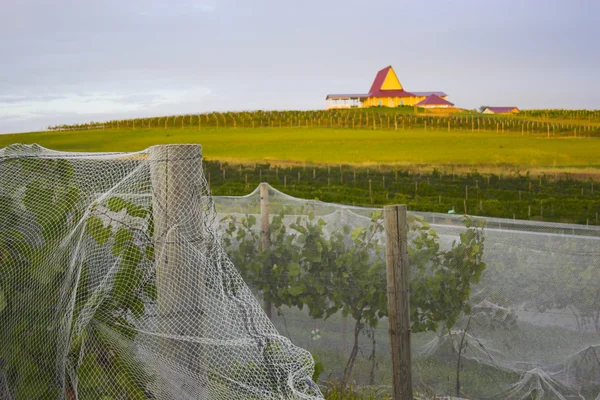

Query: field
[2,126,600,170]
[2,109,599,225]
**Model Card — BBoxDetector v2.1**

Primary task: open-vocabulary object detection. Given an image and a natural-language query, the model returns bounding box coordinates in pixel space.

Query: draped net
[2,143,600,399]
[214,183,600,399]
[0,144,321,400]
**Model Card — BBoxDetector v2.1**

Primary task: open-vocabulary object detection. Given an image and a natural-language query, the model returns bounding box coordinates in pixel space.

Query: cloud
[0,86,212,131]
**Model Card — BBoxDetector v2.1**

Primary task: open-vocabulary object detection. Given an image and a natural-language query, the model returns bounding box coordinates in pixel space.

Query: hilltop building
[482,106,520,114]
[325,66,449,109]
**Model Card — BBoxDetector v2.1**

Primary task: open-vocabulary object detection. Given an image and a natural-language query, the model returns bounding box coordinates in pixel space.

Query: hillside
[2,108,600,175]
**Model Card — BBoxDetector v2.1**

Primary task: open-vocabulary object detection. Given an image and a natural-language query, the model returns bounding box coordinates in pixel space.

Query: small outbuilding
[415,94,454,109]
[482,106,519,114]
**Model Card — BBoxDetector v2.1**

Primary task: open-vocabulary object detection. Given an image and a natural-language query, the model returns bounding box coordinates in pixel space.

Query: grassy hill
[1,126,599,172]
[1,108,599,224]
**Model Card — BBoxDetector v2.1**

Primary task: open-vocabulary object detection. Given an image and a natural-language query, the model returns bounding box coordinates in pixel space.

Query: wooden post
[259,183,272,319]
[149,144,207,397]
[384,205,413,400]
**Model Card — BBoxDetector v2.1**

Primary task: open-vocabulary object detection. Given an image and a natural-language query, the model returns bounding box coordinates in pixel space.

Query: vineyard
[45,108,600,138]
[205,160,600,226]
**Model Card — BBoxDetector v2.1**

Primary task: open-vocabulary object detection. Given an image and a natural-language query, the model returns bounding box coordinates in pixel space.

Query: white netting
[213,184,600,399]
[2,143,599,399]
[0,144,322,399]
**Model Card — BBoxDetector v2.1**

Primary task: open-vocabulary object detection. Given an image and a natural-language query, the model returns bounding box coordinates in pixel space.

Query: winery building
[326,66,450,109]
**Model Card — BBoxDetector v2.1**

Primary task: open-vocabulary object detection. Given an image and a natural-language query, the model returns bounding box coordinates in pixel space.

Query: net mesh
[214,184,600,399]
[2,143,600,399]
[0,144,321,400]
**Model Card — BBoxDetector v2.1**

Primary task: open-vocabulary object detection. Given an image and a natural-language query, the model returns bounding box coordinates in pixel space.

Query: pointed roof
[415,94,454,107]
[368,66,415,98]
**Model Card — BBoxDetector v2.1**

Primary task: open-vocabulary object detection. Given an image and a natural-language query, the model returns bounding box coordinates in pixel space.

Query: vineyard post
[149,144,206,397]
[384,204,413,400]
[259,183,272,319]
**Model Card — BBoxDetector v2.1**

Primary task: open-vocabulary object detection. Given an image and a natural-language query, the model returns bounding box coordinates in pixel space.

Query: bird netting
[2,143,600,400]
[213,184,600,400]
[0,144,322,400]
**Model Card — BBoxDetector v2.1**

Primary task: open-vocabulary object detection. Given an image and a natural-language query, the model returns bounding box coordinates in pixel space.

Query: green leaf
[107,197,128,212]
[112,227,133,256]
[86,215,112,245]
[370,209,382,222]
[0,290,6,313]
[286,262,301,277]
[288,283,306,296]
[351,227,365,241]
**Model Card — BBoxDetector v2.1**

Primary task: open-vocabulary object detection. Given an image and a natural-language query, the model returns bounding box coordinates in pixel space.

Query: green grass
[1,127,599,169]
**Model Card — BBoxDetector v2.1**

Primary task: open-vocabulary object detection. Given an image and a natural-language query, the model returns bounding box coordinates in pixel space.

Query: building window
[378,100,382,106]
[400,100,404,106]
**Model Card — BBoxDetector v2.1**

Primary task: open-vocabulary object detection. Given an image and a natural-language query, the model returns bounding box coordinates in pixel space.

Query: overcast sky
[1,0,599,134]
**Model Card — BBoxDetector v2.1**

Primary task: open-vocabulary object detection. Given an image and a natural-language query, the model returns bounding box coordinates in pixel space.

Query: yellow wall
[362,96,427,107]
[381,68,403,90]
[361,95,449,108]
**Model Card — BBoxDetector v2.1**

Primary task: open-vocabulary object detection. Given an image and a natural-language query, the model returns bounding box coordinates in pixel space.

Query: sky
[1,0,599,134]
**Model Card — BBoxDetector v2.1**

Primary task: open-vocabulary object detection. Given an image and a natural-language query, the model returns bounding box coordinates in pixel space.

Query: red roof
[367,66,416,98]
[485,107,519,113]
[415,94,454,107]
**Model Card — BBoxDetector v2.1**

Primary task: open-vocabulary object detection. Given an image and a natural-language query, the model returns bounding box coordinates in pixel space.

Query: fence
[1,143,599,399]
